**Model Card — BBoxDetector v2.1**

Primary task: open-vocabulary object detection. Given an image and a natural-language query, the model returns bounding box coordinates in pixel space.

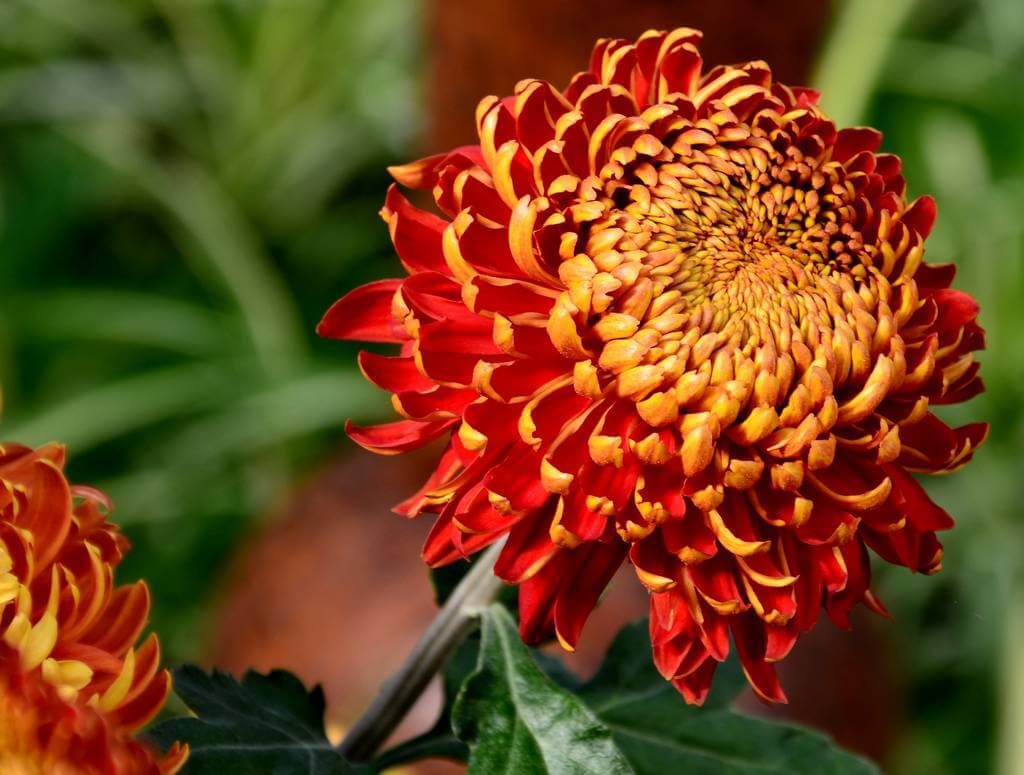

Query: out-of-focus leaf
[150,369,381,465]
[579,621,878,775]
[7,289,229,354]
[883,41,1009,107]
[67,124,307,377]
[0,60,188,122]
[452,604,633,774]
[149,666,364,774]
[3,362,237,451]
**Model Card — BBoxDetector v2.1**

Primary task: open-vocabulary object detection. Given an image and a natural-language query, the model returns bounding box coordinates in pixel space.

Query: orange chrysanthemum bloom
[320,28,986,704]
[0,442,186,773]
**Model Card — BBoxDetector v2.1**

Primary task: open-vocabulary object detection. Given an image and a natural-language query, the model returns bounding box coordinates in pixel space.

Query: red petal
[930,288,980,333]
[110,668,171,731]
[832,127,883,164]
[558,494,609,544]
[765,623,798,662]
[902,195,938,238]
[10,454,72,571]
[318,279,403,342]
[916,261,957,289]
[483,447,550,512]
[657,43,703,102]
[452,486,519,534]
[516,80,572,153]
[395,443,464,517]
[661,507,717,560]
[629,535,678,589]
[467,276,555,317]
[689,554,744,612]
[383,186,449,274]
[346,418,454,454]
[731,615,787,704]
[793,86,821,106]
[671,657,717,705]
[698,604,731,662]
[400,271,468,321]
[422,510,503,567]
[80,582,149,656]
[825,540,871,628]
[883,464,955,532]
[554,541,627,650]
[518,555,565,644]
[396,385,476,421]
[494,510,559,583]
[358,351,433,393]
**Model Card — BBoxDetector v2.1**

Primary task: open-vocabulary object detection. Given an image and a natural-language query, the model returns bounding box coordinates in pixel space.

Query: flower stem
[338,538,507,762]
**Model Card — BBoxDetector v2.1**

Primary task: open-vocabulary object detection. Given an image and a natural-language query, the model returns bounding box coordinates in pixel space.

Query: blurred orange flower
[321,28,986,704]
[0,442,185,773]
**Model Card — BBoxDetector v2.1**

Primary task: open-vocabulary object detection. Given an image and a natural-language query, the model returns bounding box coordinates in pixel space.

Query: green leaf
[9,289,230,355]
[452,604,634,774]
[579,621,879,775]
[373,622,580,770]
[3,363,239,453]
[148,666,362,774]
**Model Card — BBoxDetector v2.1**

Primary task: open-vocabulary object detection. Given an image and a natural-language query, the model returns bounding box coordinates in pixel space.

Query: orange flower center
[559,123,899,428]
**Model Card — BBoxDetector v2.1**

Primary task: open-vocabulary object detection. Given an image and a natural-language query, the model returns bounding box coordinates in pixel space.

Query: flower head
[0,442,186,773]
[320,28,986,704]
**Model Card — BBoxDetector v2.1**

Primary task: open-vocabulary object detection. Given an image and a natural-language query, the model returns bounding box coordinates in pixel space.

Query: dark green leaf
[579,621,879,775]
[531,647,584,693]
[148,666,362,774]
[452,604,634,774]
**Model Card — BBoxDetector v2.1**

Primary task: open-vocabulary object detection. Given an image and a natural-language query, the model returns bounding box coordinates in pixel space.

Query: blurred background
[0,1,1020,772]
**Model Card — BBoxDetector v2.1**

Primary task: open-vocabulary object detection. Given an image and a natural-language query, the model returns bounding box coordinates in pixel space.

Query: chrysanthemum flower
[320,28,986,704]
[0,442,186,773]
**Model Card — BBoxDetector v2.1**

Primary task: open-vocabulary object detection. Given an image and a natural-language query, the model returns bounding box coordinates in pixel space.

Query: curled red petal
[346,418,455,455]
[317,279,403,342]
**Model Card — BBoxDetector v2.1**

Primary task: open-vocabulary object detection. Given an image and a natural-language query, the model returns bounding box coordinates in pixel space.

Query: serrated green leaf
[148,666,361,774]
[452,604,634,774]
[579,621,879,775]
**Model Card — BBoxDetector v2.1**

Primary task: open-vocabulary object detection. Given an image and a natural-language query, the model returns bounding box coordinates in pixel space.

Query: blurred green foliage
[0,1,1020,773]
[0,0,421,658]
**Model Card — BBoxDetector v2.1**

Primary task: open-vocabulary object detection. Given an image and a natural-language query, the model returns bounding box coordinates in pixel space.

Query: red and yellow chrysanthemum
[0,442,186,773]
[320,28,986,704]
